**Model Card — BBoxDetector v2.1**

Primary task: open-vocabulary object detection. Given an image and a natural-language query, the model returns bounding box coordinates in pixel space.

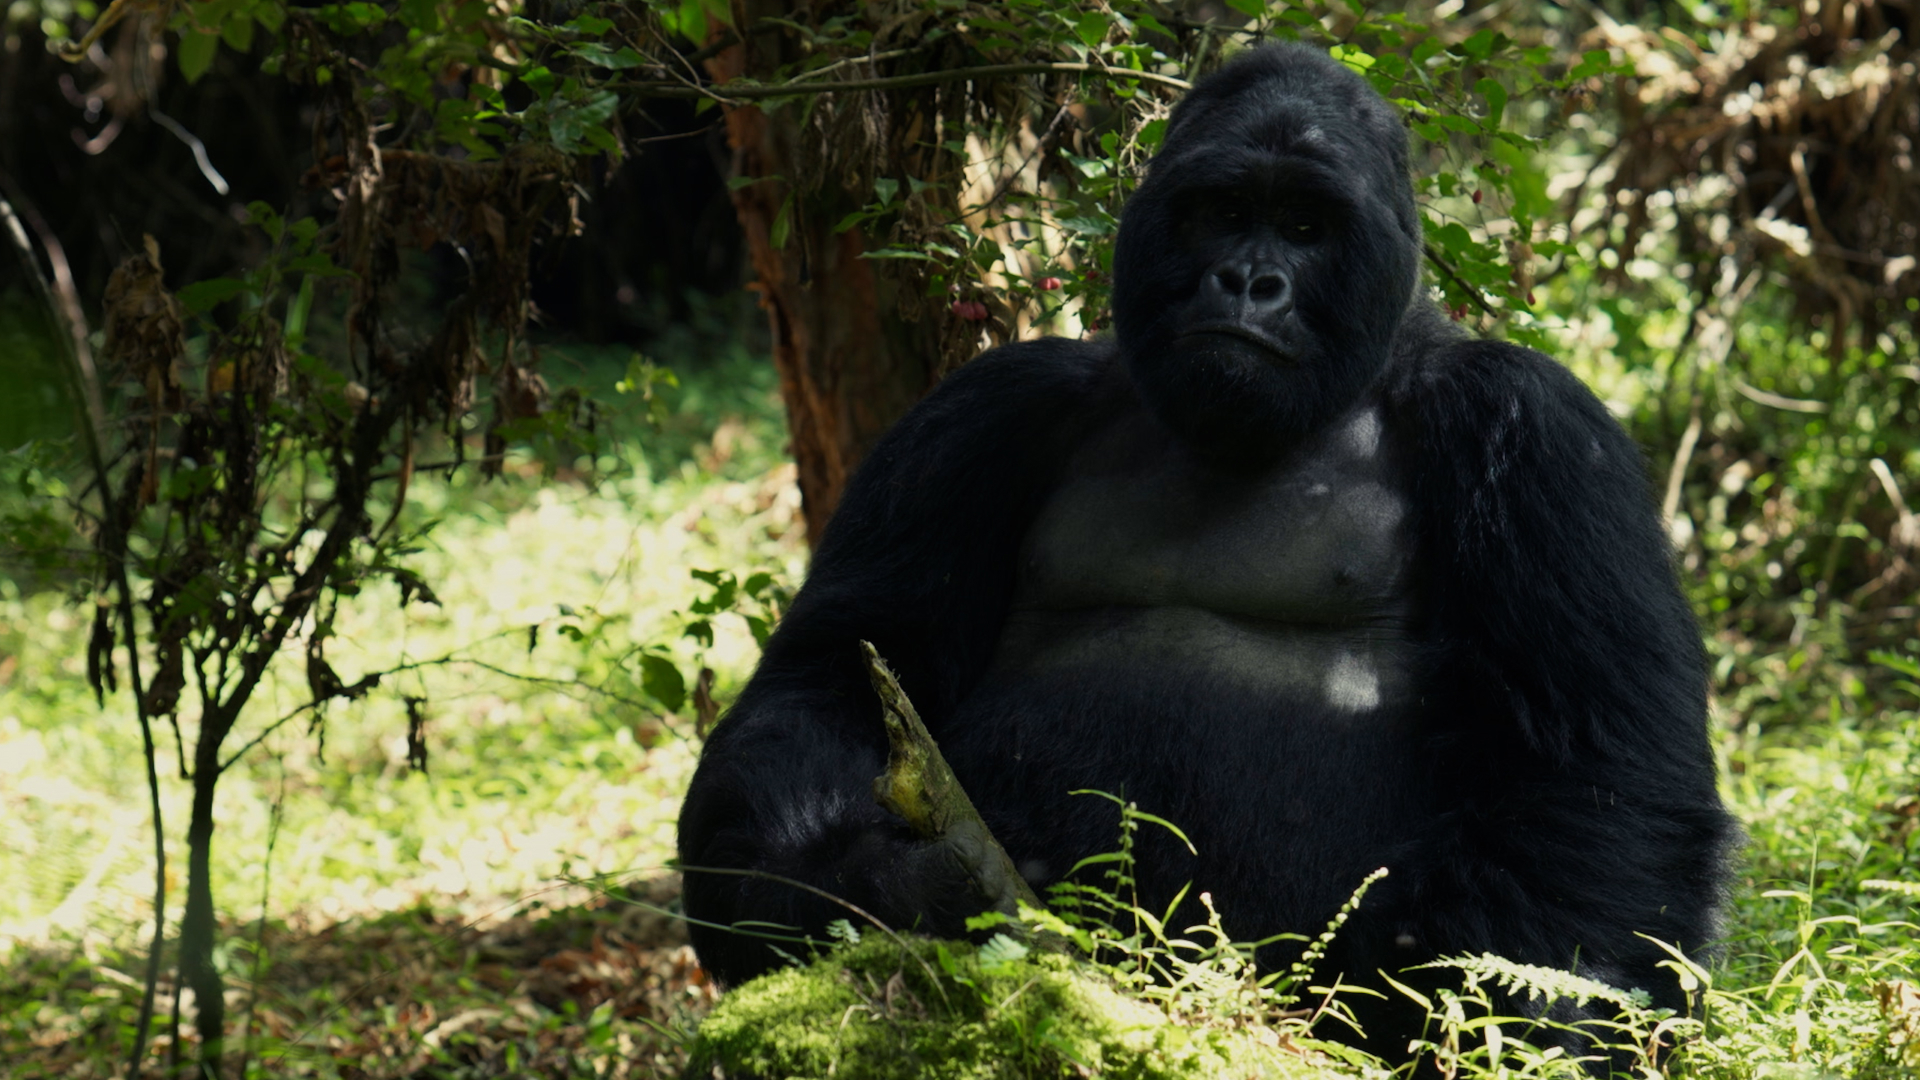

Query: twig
[216,632,672,772]
[234,769,284,1080]
[619,61,1192,101]
[676,863,953,1004]
[779,45,927,85]
[54,0,131,61]
[1732,379,1829,414]
[675,865,898,940]
[149,108,231,196]
[1423,242,1498,319]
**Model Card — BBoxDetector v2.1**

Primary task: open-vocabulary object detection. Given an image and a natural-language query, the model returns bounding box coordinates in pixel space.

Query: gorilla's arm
[678,338,1108,985]
[1394,340,1735,1005]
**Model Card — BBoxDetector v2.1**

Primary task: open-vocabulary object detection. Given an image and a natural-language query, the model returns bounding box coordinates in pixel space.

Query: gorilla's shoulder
[938,336,1117,401]
[861,337,1116,472]
[1394,333,1618,439]
[889,337,1117,439]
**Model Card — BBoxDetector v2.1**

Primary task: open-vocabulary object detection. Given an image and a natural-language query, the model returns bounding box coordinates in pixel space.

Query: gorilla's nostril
[1250,274,1284,301]
[1215,269,1246,294]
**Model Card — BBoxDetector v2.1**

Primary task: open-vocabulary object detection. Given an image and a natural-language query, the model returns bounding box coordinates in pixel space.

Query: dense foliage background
[0,0,1916,1077]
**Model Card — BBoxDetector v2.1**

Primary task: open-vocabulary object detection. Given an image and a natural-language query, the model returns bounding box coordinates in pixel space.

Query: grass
[0,302,800,1077]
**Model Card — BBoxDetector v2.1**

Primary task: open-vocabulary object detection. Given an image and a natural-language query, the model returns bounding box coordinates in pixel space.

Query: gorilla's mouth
[1180,324,1295,364]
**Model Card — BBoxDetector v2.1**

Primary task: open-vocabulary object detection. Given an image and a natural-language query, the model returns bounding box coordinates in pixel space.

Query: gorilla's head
[1112,45,1422,463]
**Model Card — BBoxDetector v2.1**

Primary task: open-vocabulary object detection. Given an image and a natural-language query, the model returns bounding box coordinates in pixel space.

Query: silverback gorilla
[679,44,1736,1061]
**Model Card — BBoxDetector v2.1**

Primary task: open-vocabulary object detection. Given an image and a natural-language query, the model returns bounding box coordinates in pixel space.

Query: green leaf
[769,195,792,251]
[219,14,253,52]
[1569,48,1614,81]
[397,0,439,31]
[285,253,350,277]
[1475,77,1507,122]
[177,29,219,84]
[1329,44,1374,72]
[873,176,899,205]
[285,275,315,341]
[1870,650,1920,679]
[245,201,282,240]
[519,65,555,98]
[1224,0,1266,16]
[570,43,646,69]
[1074,11,1110,49]
[676,0,707,44]
[177,277,249,314]
[1460,29,1499,62]
[977,933,1030,970]
[639,654,686,712]
[857,249,938,261]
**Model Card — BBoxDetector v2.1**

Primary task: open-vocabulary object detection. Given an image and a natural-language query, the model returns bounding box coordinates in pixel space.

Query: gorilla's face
[1112,46,1422,464]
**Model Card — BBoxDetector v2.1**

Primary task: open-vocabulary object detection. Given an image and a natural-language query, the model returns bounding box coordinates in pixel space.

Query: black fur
[679,44,1736,1066]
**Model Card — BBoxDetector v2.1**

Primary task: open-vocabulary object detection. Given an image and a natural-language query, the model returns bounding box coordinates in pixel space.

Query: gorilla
[678,44,1736,1062]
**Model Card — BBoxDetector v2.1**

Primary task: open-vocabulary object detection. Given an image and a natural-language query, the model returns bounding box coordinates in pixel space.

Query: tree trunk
[706,8,954,542]
[179,718,229,1078]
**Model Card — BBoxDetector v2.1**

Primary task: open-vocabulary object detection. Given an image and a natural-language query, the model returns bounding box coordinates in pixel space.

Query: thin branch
[0,185,164,1080]
[618,61,1192,101]
[675,865,898,939]
[215,630,672,772]
[1423,242,1498,319]
[779,45,927,85]
[1732,379,1829,414]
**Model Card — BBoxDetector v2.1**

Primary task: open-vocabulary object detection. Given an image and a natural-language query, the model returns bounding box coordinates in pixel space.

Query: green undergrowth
[686,935,1344,1080]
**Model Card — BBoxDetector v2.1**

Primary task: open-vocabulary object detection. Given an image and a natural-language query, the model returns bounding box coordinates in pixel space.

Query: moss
[684,936,1350,1079]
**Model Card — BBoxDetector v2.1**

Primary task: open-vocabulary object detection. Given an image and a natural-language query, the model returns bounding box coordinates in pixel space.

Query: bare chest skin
[990,396,1422,712]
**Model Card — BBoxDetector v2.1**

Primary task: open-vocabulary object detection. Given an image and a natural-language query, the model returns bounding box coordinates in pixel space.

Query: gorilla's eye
[1290,220,1325,244]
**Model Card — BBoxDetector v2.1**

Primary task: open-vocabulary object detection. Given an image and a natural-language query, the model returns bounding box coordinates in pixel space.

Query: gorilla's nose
[1206,260,1294,317]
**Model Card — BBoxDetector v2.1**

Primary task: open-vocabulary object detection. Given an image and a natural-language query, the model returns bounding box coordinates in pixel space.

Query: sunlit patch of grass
[0,334,797,1079]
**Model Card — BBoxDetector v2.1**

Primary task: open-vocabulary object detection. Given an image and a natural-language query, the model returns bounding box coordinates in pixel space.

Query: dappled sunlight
[0,425,802,955]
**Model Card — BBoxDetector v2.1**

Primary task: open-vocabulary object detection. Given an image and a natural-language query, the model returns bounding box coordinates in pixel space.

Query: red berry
[1472,189,1483,204]
[951,299,988,321]
[1037,277,1062,291]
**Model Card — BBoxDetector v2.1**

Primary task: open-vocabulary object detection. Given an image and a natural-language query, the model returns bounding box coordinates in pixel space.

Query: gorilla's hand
[838,821,993,938]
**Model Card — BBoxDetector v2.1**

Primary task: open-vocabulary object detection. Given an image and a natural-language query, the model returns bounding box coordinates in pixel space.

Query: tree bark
[705,8,951,542]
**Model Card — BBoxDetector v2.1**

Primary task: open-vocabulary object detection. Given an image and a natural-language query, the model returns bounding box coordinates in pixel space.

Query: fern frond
[1418,953,1653,1010]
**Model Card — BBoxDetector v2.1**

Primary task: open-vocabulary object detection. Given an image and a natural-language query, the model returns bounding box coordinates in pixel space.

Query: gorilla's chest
[1015,402,1415,623]
[955,399,1431,914]
[989,401,1421,713]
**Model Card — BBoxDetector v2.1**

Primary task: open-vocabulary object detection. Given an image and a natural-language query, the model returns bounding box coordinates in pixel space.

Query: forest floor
[1,322,788,1078]
[2,315,1918,1078]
